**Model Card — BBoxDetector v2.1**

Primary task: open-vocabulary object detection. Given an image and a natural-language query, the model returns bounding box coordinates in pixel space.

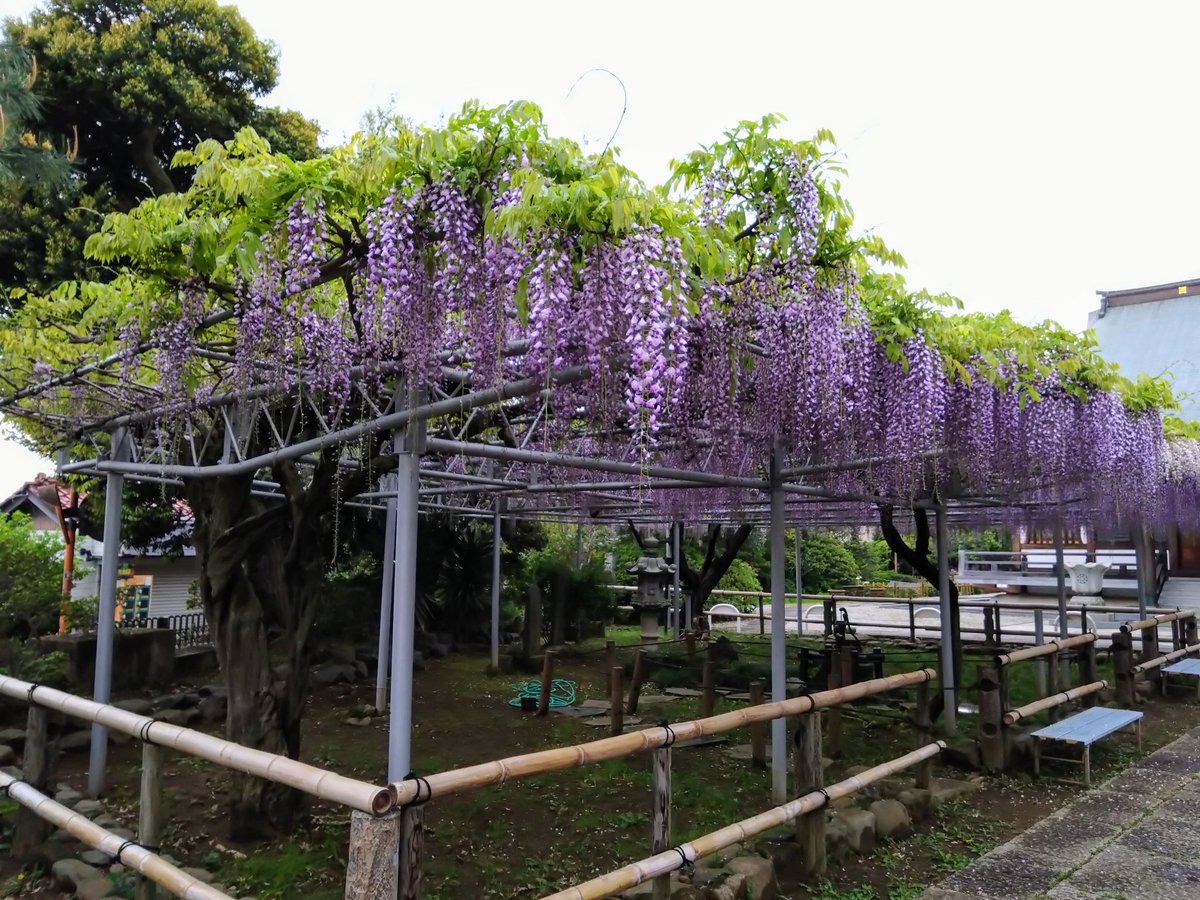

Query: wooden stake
[1080,642,1099,708]
[701,660,716,719]
[344,809,401,900]
[913,680,933,790]
[135,743,164,900]
[13,705,51,860]
[651,748,671,900]
[793,712,825,875]
[1112,630,1134,706]
[537,650,557,717]
[628,650,648,714]
[610,667,625,736]
[748,681,766,769]
[606,640,617,674]
[827,658,843,757]
[685,632,696,662]
[976,665,1004,771]
[398,805,425,900]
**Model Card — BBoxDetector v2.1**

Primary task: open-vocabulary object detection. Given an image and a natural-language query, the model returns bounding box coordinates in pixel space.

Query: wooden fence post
[827,657,843,757]
[1047,650,1061,722]
[1113,630,1134,706]
[701,660,716,719]
[913,680,933,790]
[1187,616,1199,648]
[1172,618,1183,653]
[627,650,648,714]
[1080,641,1099,708]
[344,809,401,900]
[606,640,617,674]
[13,704,51,861]
[398,806,425,900]
[1141,621,1159,663]
[794,712,825,874]
[685,632,696,663]
[651,747,672,900]
[822,598,835,637]
[977,665,1005,772]
[135,742,165,900]
[537,650,557,716]
[749,681,766,769]
[610,666,625,736]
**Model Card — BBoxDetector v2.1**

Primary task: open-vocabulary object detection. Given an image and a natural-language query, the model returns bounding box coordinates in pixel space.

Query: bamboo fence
[1124,610,1195,632]
[1132,643,1200,675]
[996,632,1096,666]
[0,772,233,900]
[1002,680,1108,725]
[0,674,393,815]
[389,668,936,806]
[540,741,946,900]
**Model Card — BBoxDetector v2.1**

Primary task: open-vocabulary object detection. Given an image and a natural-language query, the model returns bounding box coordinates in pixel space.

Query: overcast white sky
[3,0,1198,494]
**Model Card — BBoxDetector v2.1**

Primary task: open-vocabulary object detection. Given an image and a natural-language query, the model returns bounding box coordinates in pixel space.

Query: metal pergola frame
[2,334,1093,804]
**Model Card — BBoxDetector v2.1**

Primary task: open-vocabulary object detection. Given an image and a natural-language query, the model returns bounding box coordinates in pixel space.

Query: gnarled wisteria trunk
[186,456,332,839]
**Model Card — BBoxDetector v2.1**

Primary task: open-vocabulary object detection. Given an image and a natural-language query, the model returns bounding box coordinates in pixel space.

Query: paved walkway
[922,726,1200,900]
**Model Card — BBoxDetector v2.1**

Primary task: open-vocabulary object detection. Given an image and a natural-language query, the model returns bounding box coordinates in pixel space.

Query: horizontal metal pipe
[1002,680,1108,725]
[0,772,232,899]
[0,675,392,815]
[542,741,946,900]
[996,632,1096,665]
[389,667,935,807]
[70,367,590,479]
[1132,643,1200,674]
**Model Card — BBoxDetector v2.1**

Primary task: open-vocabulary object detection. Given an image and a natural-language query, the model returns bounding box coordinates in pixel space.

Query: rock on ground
[75,876,118,900]
[870,798,913,839]
[834,808,876,854]
[50,858,100,890]
[726,855,776,900]
[79,848,113,866]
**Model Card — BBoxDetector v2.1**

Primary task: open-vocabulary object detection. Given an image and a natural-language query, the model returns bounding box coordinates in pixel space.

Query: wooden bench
[1031,706,1143,787]
[1161,658,1200,698]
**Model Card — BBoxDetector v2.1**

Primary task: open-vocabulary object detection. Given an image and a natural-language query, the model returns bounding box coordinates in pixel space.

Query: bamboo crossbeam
[390,668,936,806]
[0,675,393,815]
[1124,611,1195,633]
[996,632,1096,666]
[1131,643,1200,675]
[541,741,946,900]
[1002,681,1108,725]
[0,772,232,899]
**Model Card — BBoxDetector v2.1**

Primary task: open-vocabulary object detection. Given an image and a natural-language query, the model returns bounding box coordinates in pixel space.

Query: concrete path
[922,725,1200,900]
[1160,576,1200,611]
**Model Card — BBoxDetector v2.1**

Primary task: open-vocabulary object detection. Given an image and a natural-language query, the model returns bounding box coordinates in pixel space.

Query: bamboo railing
[541,741,946,900]
[0,772,233,900]
[389,667,936,806]
[1131,643,1200,675]
[1123,610,1195,633]
[996,632,1096,666]
[1002,681,1108,725]
[0,674,393,815]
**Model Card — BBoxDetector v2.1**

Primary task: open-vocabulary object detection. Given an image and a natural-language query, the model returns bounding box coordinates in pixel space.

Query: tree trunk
[878,505,962,715]
[670,524,755,612]
[186,456,331,840]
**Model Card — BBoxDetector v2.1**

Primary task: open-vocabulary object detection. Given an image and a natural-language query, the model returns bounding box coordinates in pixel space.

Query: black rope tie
[138,720,155,742]
[401,772,432,809]
[671,846,692,871]
[659,721,676,748]
[26,683,39,704]
[115,839,141,860]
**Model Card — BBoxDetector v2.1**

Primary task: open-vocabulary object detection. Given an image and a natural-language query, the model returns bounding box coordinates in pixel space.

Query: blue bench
[1031,706,1143,787]
[1162,658,1200,698]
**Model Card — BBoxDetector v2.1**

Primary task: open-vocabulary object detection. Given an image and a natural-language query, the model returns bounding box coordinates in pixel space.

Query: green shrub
[800,534,861,593]
[0,513,63,639]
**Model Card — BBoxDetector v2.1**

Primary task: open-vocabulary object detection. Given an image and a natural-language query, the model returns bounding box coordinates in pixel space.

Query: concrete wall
[1089,298,1200,420]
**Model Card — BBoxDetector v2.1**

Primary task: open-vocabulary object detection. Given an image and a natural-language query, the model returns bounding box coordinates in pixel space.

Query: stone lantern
[628,535,676,644]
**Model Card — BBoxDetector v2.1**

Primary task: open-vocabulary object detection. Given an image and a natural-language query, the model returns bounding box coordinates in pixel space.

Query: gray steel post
[769,446,787,802]
[490,498,504,670]
[794,527,803,635]
[1054,519,1068,639]
[374,475,397,714]
[672,522,682,639]
[387,422,422,782]
[1136,526,1152,618]
[88,429,129,797]
[935,502,957,736]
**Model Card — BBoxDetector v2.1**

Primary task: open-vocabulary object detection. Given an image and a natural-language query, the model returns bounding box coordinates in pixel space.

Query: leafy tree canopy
[0,511,62,638]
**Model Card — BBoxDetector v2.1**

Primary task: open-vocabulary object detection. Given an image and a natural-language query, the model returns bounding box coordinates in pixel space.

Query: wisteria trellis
[3,102,1199,531]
